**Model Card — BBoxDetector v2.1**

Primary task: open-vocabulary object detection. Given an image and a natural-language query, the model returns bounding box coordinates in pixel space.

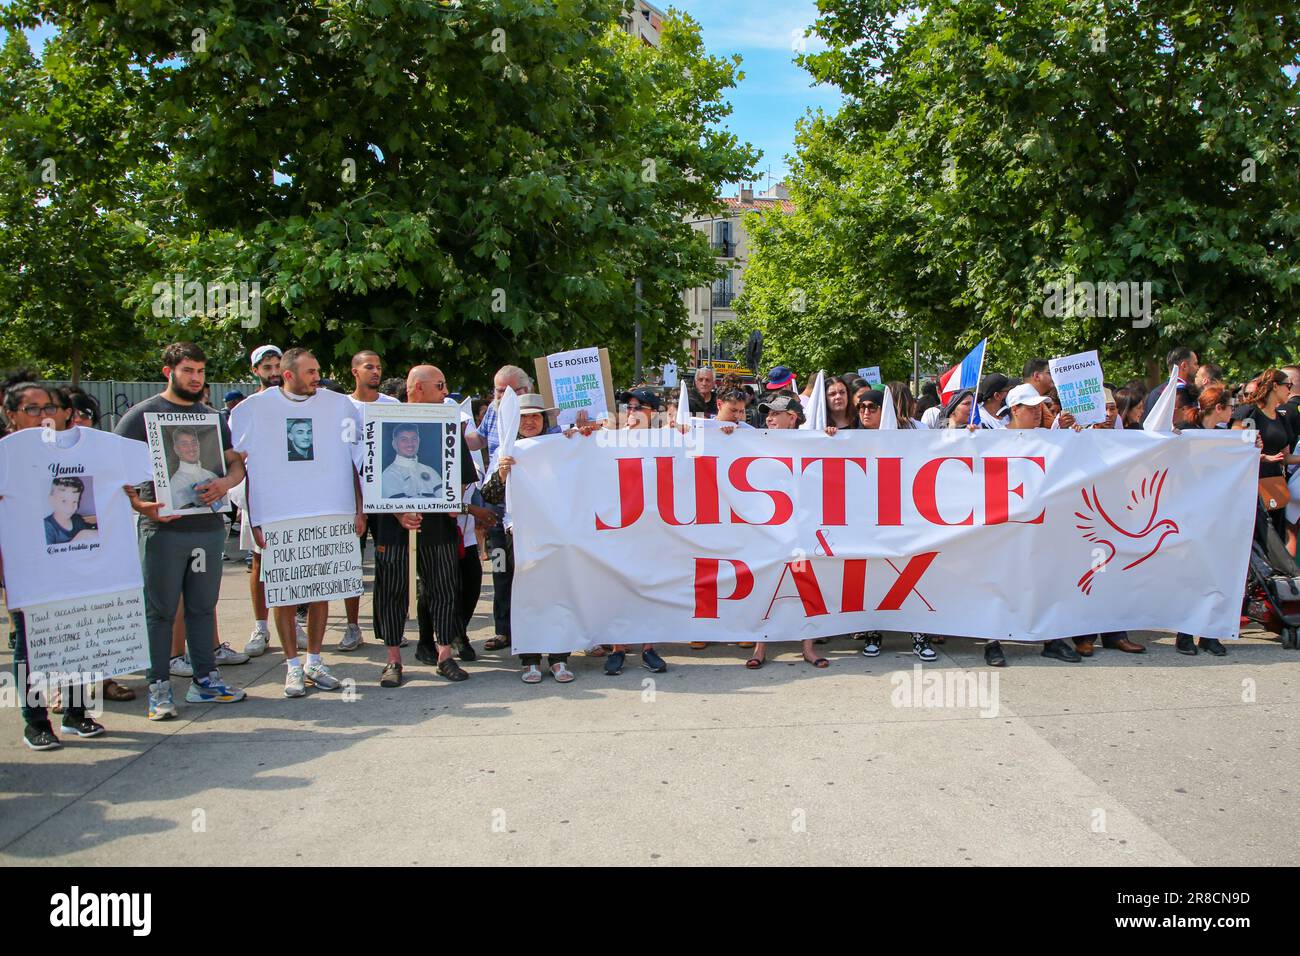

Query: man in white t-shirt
[231,347,365,698]
[340,349,400,651]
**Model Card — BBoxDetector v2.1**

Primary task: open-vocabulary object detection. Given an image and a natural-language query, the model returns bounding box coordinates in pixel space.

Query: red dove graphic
[1075,469,1180,595]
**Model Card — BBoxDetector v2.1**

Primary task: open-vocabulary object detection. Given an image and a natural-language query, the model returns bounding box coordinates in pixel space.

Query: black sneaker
[23,722,61,751]
[984,641,1007,668]
[604,651,626,676]
[1198,638,1227,657]
[912,633,937,662]
[1175,634,1198,656]
[641,648,668,673]
[1041,638,1082,663]
[456,639,477,662]
[861,631,883,657]
[414,646,440,666]
[60,715,106,738]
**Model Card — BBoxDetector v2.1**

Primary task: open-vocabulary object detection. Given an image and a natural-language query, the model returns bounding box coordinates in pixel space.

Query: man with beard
[230,345,310,657]
[114,342,249,719]
[339,350,400,651]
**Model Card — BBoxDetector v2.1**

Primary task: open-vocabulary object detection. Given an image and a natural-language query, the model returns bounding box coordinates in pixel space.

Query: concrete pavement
[2,560,1298,865]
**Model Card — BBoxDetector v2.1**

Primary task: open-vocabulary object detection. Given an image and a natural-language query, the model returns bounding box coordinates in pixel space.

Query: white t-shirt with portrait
[0,427,152,610]
[230,387,363,526]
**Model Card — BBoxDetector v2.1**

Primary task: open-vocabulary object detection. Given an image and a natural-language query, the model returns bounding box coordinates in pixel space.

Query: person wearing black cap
[618,387,661,430]
[977,373,1011,428]
[855,389,885,430]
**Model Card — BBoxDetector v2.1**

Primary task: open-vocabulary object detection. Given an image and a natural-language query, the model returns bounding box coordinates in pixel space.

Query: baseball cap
[223,389,245,404]
[250,345,281,366]
[1002,383,1049,414]
[759,394,803,415]
[978,373,1011,402]
[619,388,661,411]
[766,365,797,390]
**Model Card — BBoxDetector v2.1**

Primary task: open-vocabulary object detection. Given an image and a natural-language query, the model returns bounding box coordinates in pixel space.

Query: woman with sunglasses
[1232,369,1300,540]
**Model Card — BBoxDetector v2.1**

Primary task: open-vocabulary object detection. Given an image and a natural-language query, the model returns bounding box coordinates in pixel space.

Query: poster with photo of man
[144,412,231,516]
[360,402,461,513]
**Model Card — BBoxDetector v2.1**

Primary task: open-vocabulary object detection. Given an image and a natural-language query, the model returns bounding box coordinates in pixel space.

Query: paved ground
[2,558,1298,866]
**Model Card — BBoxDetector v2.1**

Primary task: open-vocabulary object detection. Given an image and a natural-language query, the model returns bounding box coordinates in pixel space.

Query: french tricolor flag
[938,338,988,426]
[938,339,987,400]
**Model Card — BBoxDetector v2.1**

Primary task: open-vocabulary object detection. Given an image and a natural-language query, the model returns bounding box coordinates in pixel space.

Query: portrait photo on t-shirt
[44,474,99,546]
[286,418,314,462]
[160,423,227,512]
[379,421,444,500]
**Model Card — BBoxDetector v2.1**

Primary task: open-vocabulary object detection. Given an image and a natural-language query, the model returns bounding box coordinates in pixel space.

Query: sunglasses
[19,403,61,417]
[860,402,880,413]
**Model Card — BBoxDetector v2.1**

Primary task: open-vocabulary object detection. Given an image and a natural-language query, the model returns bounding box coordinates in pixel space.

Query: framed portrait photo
[360,402,461,513]
[144,412,231,517]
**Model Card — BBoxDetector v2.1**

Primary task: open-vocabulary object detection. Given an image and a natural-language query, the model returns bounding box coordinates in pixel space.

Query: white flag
[1143,366,1180,433]
[879,385,898,430]
[800,370,827,430]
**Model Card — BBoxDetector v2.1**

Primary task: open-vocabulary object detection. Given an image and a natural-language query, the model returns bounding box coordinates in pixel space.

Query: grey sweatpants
[140,527,225,683]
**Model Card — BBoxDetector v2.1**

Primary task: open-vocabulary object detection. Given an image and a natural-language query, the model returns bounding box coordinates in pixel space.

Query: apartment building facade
[682,182,793,368]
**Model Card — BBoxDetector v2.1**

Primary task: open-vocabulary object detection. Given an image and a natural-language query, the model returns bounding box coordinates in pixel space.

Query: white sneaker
[169,655,194,677]
[147,680,178,721]
[245,626,270,657]
[296,622,309,650]
[303,662,341,690]
[339,623,362,652]
[214,641,250,665]
[284,665,306,698]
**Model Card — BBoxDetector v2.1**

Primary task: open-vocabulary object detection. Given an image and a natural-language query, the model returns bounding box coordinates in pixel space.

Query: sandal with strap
[484,635,510,651]
[104,679,136,702]
[521,664,543,684]
[437,658,470,682]
[550,662,575,683]
[803,655,829,669]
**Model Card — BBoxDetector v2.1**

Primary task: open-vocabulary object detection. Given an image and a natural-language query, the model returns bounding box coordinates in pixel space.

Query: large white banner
[508,428,1259,652]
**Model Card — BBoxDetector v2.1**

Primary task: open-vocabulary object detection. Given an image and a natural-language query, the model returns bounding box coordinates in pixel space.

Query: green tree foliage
[730,0,1300,383]
[0,31,167,382]
[3,1,756,388]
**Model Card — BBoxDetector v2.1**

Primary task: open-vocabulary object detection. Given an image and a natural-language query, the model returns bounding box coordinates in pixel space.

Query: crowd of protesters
[1,342,1294,751]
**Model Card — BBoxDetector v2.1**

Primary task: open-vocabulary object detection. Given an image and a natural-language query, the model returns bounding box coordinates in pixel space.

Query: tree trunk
[70,335,82,385]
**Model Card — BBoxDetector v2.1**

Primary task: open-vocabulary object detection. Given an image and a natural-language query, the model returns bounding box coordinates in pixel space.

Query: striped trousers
[371,541,409,648]
[415,529,463,651]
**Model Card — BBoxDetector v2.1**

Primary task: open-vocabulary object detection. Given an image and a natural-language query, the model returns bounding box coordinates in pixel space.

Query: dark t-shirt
[1236,405,1295,479]
[688,388,718,418]
[114,394,233,534]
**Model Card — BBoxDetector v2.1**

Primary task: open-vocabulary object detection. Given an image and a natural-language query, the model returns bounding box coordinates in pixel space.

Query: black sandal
[803,656,829,669]
[437,658,470,682]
